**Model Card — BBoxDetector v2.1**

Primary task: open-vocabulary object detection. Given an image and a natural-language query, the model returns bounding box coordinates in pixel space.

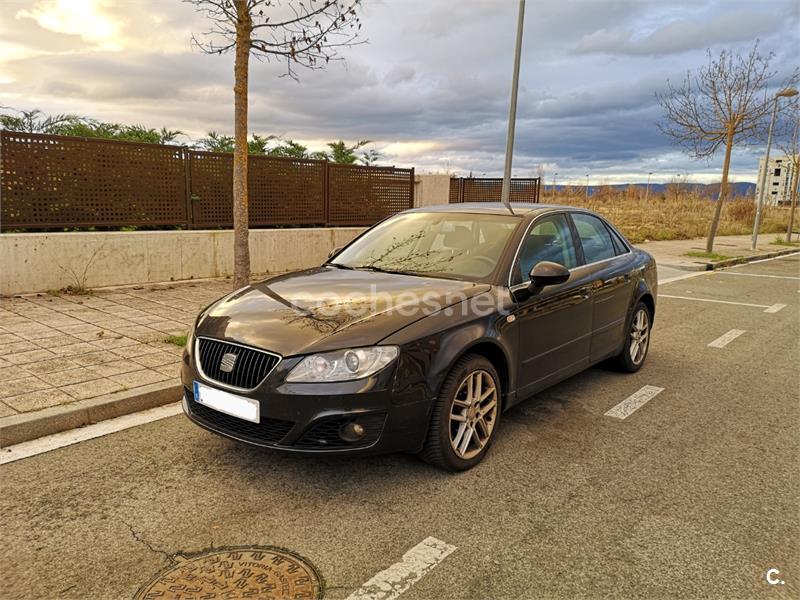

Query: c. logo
[766,568,784,585]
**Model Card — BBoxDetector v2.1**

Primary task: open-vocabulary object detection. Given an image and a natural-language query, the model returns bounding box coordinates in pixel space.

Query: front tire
[420,355,501,472]
[612,301,651,372]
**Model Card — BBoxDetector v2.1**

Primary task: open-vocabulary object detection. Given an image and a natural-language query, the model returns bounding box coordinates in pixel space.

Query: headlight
[285,346,399,383]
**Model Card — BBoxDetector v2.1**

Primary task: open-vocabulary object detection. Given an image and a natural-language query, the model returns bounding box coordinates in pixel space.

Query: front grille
[293,413,387,450]
[197,337,280,389]
[185,387,294,445]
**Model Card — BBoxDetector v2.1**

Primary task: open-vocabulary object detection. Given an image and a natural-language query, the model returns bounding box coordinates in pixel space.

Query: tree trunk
[232,0,252,289]
[787,159,799,243]
[706,127,734,253]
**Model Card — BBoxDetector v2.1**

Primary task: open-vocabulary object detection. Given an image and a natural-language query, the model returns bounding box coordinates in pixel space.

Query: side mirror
[327,246,343,260]
[529,261,570,288]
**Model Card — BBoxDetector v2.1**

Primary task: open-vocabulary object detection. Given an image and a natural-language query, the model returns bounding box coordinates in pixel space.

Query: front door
[510,213,593,398]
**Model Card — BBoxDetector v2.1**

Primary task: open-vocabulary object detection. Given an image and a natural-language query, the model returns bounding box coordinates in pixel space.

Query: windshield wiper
[353,265,408,275]
[324,262,355,270]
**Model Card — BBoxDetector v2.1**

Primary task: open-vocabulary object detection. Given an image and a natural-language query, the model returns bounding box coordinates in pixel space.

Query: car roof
[403,202,581,217]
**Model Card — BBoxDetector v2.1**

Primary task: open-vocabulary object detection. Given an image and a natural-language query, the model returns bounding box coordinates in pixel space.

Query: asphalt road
[2,255,798,600]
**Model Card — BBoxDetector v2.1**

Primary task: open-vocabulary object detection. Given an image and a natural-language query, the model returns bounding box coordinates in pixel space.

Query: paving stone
[61,378,124,400]
[4,349,57,364]
[13,326,63,340]
[109,369,171,388]
[50,342,99,357]
[3,389,74,413]
[46,368,103,386]
[70,351,119,366]
[0,376,51,399]
[0,333,24,344]
[0,341,39,356]
[19,357,81,376]
[0,365,32,382]
[114,326,164,342]
[57,323,102,335]
[73,330,124,342]
[131,351,181,369]
[32,335,82,350]
[0,401,18,417]
[153,363,182,378]
[87,360,144,377]
[111,344,162,359]
[90,336,140,350]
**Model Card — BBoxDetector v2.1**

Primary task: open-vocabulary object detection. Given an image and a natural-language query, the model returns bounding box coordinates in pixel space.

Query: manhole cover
[134,546,323,599]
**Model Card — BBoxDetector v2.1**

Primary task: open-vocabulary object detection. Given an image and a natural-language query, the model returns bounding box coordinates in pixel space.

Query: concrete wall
[415,174,451,208]
[1,228,365,295]
[0,175,456,295]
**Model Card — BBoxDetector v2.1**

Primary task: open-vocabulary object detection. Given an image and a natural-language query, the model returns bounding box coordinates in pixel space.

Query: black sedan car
[182,203,657,471]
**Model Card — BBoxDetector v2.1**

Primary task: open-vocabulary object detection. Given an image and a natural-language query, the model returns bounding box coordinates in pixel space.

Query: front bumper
[180,347,432,455]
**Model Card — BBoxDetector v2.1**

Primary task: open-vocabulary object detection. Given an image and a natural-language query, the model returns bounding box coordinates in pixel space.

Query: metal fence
[449,177,540,204]
[0,131,414,231]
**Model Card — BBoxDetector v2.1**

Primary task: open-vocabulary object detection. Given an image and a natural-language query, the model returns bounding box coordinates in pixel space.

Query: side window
[572,214,616,264]
[513,214,577,285]
[606,225,629,255]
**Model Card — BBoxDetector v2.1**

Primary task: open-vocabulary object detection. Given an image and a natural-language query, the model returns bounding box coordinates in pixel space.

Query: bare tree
[187,0,364,288]
[657,44,781,253]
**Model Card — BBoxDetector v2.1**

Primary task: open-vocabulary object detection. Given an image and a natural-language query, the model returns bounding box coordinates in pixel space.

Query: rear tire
[420,355,501,472]
[612,301,651,373]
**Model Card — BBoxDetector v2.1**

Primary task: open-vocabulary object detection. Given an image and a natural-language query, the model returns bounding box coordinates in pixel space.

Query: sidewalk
[1,234,797,445]
[637,233,797,270]
[0,280,234,443]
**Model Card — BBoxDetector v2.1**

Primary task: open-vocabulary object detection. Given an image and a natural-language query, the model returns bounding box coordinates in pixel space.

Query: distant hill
[543,182,756,198]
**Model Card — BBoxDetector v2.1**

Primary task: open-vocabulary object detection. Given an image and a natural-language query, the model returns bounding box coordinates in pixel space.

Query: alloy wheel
[629,307,650,365]
[449,369,498,460]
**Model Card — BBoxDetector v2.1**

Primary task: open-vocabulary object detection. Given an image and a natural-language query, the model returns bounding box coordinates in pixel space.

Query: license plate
[193,381,260,423]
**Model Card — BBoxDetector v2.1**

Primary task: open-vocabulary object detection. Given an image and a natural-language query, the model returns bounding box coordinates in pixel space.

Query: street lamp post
[585,174,589,198]
[552,172,558,197]
[500,0,526,212]
[752,87,799,250]
[645,171,653,202]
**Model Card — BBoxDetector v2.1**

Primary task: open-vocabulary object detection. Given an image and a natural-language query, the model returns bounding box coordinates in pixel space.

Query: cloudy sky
[0,0,798,183]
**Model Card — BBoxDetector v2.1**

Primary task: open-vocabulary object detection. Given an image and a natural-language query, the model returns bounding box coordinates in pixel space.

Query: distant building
[755,155,797,206]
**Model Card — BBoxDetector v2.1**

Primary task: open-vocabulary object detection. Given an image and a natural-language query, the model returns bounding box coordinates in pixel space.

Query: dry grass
[545,187,790,244]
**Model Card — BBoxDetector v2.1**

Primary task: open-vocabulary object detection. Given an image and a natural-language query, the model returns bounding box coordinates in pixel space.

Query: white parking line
[764,303,787,313]
[345,537,457,600]
[658,271,708,284]
[605,386,664,420]
[0,403,183,465]
[659,295,787,313]
[715,272,800,281]
[708,329,746,348]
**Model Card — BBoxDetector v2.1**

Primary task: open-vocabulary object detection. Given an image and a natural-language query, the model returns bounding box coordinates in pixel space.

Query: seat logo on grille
[219,352,238,373]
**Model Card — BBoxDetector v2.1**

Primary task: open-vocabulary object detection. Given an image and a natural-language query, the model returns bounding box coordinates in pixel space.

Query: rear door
[569,213,636,362]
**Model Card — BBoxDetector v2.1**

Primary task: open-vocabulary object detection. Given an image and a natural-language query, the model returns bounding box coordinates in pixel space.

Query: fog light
[339,421,366,442]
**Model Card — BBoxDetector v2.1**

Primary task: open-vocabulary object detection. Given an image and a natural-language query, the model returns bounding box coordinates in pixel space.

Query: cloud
[0,0,795,182]
[16,0,121,50]
[575,9,786,56]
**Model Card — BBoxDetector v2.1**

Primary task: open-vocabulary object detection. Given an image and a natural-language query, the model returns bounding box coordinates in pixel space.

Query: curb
[0,380,182,448]
[658,247,800,272]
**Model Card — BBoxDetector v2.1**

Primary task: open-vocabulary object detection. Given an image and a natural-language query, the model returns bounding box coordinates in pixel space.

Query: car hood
[197,266,490,356]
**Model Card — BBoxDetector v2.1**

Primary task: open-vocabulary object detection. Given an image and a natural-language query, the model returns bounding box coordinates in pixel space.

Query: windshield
[331,212,521,281]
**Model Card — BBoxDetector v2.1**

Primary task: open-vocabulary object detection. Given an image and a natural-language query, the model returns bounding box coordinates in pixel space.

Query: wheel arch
[446,340,511,410]
[638,291,656,323]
